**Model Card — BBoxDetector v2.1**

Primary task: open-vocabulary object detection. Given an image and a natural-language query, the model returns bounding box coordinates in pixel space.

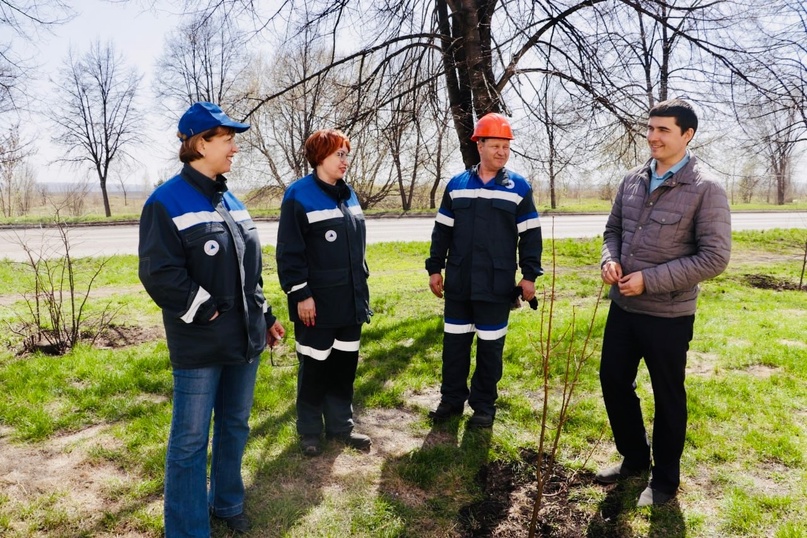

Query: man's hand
[601,261,623,285]
[429,273,444,298]
[617,271,645,296]
[297,297,316,326]
[517,278,535,301]
[266,320,285,347]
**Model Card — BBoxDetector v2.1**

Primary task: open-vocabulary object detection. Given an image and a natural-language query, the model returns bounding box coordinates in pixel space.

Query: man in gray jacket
[596,99,731,507]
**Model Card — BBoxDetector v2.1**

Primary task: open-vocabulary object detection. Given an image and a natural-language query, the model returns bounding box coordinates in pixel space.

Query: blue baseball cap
[177,102,250,140]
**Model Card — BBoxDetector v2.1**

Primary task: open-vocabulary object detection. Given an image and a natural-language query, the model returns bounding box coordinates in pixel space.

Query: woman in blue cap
[138,102,285,536]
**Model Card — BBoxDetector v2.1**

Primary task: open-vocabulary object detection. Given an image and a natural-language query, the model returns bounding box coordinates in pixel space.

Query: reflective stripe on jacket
[426,166,543,303]
[276,174,371,327]
[138,165,274,367]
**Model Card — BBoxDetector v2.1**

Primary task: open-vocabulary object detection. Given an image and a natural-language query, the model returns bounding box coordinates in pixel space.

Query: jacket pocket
[309,268,349,289]
[443,254,464,295]
[646,211,683,245]
[491,198,517,214]
[492,258,517,296]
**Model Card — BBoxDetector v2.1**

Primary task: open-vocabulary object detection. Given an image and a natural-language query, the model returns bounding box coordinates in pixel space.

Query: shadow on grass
[232,401,341,538]
[375,414,494,537]
[352,315,445,406]
[586,480,685,538]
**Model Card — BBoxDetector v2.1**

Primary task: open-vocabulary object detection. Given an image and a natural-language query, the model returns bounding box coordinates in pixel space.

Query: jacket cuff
[425,259,444,275]
[264,308,277,328]
[192,297,218,324]
[288,286,312,303]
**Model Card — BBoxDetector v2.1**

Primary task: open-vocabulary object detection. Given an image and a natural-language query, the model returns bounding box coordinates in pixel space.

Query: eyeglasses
[335,151,351,162]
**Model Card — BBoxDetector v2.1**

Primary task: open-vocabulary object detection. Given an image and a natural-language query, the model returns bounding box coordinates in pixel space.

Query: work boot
[327,431,372,451]
[428,401,464,423]
[211,511,250,534]
[300,434,321,457]
[467,412,494,429]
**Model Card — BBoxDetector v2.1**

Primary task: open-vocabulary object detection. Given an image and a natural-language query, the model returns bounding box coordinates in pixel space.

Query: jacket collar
[181,163,228,199]
[312,172,350,201]
[471,164,512,186]
[641,154,699,187]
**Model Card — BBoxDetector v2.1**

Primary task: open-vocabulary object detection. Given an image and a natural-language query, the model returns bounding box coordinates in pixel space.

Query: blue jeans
[164,358,260,538]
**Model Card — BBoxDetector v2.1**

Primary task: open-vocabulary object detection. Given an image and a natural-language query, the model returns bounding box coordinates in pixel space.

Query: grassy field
[0,229,805,537]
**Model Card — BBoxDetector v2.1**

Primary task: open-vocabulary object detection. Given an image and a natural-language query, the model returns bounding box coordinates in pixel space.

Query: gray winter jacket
[601,154,731,317]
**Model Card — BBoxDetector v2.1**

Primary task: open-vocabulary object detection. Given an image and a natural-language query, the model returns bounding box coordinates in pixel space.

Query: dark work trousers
[295,323,362,436]
[600,302,694,494]
[441,299,511,417]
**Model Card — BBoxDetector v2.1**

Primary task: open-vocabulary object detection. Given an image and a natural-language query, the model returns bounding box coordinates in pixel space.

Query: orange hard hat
[471,113,514,141]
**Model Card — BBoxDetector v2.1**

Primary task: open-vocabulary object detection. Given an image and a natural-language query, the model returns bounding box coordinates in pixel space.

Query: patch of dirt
[0,425,158,538]
[743,273,806,291]
[458,448,599,538]
[92,324,164,349]
[741,364,781,379]
[687,351,721,377]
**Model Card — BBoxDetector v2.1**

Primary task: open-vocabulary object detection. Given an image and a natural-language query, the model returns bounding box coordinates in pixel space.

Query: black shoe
[300,434,321,457]
[594,462,648,484]
[212,511,250,533]
[327,431,372,451]
[428,401,463,422]
[467,412,494,428]
[637,486,677,507]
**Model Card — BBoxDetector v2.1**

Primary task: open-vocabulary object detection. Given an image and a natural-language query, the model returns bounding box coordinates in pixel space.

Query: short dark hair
[304,129,351,168]
[178,126,236,164]
[648,98,698,136]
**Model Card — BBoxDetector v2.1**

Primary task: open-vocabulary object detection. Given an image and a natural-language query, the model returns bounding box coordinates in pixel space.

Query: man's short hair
[649,98,698,136]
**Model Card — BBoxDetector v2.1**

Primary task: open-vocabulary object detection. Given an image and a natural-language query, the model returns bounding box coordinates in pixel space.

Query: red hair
[304,129,351,168]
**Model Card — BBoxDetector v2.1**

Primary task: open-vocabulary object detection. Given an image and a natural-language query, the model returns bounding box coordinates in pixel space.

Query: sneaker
[594,462,648,484]
[212,511,250,533]
[300,434,321,457]
[327,431,372,451]
[637,486,676,507]
[467,412,494,428]
[428,401,464,422]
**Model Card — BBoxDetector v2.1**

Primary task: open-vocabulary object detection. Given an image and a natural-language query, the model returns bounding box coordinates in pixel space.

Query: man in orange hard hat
[425,112,544,428]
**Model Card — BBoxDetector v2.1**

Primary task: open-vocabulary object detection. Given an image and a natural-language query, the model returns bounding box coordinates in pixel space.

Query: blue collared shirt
[650,150,690,193]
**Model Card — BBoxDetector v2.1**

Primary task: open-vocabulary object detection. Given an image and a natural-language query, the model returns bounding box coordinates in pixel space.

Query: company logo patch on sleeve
[325,230,337,242]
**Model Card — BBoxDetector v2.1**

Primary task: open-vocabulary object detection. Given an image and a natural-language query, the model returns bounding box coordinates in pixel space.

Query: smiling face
[316,144,350,184]
[646,116,693,170]
[194,131,239,178]
[477,138,511,178]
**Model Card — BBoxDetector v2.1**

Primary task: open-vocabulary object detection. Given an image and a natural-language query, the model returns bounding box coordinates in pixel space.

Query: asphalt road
[0,212,805,262]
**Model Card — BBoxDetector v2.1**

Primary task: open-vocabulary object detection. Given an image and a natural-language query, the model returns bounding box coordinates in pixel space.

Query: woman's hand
[267,320,285,347]
[297,297,316,326]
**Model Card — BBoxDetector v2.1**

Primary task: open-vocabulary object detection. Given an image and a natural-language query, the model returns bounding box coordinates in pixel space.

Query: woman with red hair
[276,129,372,456]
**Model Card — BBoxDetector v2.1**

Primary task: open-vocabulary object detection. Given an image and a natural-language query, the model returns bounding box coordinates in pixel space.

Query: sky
[20,0,181,189]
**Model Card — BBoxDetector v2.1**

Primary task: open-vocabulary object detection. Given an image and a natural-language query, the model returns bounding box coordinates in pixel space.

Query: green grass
[0,229,806,536]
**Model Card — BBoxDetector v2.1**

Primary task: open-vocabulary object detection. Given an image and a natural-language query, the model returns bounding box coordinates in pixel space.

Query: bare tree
[0,0,73,113]
[0,123,34,217]
[237,42,340,191]
[728,1,807,205]
[50,40,142,218]
[174,0,805,211]
[153,12,249,113]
